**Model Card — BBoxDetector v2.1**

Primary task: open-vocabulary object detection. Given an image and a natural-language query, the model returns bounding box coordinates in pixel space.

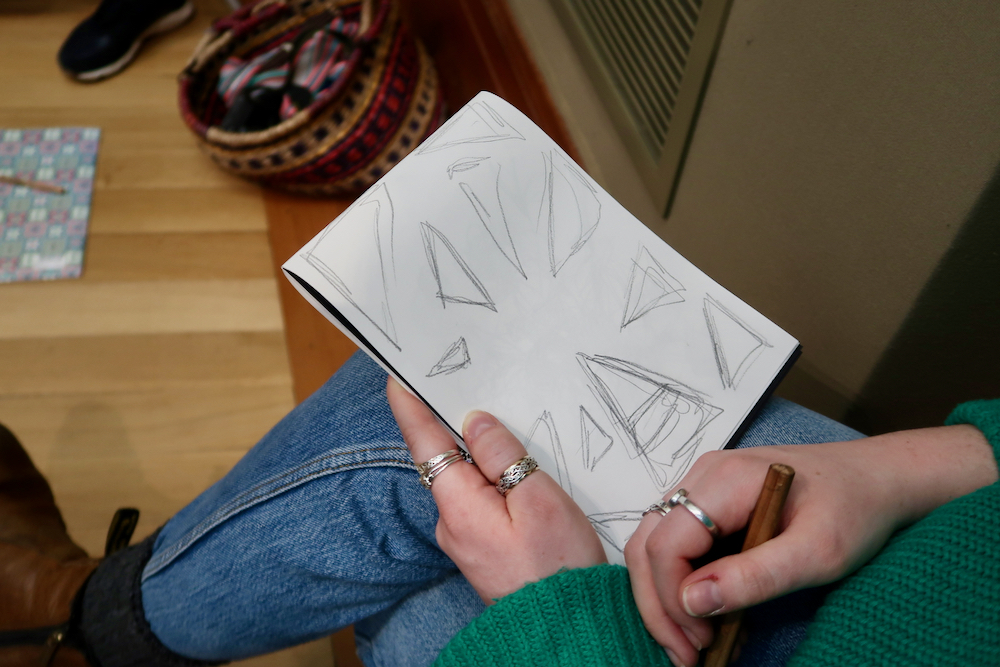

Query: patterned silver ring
[642,500,671,517]
[495,456,539,496]
[416,449,472,489]
[668,489,720,537]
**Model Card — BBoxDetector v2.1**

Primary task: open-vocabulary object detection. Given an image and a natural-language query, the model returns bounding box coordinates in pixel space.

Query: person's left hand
[387,377,606,603]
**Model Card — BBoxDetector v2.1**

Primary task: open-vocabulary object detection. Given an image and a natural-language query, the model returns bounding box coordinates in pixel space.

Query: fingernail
[680,627,702,651]
[665,648,685,667]
[683,579,724,617]
[463,411,497,442]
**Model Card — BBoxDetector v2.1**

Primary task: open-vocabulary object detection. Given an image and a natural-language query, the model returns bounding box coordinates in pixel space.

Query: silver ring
[416,449,472,489]
[668,489,720,537]
[495,456,538,496]
[642,500,671,517]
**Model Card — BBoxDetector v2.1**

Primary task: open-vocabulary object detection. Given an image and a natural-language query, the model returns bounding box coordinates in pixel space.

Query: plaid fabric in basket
[217,14,359,121]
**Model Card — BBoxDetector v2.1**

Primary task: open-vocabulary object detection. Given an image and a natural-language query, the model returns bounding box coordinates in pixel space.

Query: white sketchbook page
[283,92,799,563]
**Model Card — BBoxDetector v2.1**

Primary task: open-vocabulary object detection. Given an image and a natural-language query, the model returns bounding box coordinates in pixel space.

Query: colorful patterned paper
[0,127,100,283]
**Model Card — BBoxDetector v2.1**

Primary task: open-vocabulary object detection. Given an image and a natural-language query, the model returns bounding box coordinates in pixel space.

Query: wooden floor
[0,2,332,665]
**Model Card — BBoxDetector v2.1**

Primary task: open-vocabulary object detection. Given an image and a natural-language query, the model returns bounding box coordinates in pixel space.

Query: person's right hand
[386,377,606,604]
[623,424,997,667]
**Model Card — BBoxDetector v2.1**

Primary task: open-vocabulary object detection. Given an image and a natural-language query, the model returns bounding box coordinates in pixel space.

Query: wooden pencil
[702,463,795,667]
[0,175,66,194]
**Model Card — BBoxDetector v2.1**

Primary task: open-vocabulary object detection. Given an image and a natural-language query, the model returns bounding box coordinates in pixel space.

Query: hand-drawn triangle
[526,411,572,497]
[302,183,399,350]
[427,337,471,377]
[580,406,614,471]
[458,161,526,278]
[542,151,601,276]
[447,156,489,179]
[420,222,497,311]
[621,247,685,329]
[703,295,771,389]
[587,510,643,555]
[577,353,722,488]
[418,101,525,154]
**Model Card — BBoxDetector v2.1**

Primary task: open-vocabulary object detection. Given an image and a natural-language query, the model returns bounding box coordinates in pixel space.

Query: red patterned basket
[178,0,444,195]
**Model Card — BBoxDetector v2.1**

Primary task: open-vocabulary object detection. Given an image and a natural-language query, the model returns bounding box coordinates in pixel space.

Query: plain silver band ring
[642,500,671,517]
[668,489,721,537]
[416,449,472,489]
[495,455,539,496]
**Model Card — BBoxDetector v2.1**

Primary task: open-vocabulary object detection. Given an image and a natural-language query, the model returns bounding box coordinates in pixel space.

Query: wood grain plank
[89,188,267,234]
[47,451,260,556]
[0,279,284,339]
[95,149,247,190]
[83,232,275,282]
[5,383,292,552]
[2,383,292,465]
[235,639,334,667]
[0,77,174,111]
[0,108,199,149]
[264,191,359,403]
[0,332,290,396]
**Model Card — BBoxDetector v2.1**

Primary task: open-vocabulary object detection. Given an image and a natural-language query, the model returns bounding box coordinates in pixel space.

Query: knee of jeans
[147,464,448,594]
[345,466,447,563]
[737,397,864,448]
[139,468,453,661]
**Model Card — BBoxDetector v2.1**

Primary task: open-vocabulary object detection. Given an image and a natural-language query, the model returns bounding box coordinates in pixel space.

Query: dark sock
[79,531,224,667]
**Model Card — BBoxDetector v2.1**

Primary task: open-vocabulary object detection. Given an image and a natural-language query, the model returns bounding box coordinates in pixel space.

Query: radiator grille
[569,0,703,156]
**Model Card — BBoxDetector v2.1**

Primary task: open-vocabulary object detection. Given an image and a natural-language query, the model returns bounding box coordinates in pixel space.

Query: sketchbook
[283,92,800,563]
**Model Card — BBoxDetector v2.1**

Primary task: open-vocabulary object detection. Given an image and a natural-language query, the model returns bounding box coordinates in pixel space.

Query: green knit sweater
[434,400,1000,666]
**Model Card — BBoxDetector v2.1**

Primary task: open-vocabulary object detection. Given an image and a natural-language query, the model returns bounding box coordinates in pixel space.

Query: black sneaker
[57,0,195,82]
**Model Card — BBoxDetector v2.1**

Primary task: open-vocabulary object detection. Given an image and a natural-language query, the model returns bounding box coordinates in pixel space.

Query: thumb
[461,410,532,484]
[679,532,818,617]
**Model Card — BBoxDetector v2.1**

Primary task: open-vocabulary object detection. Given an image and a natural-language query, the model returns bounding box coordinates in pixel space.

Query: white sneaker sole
[72,1,195,82]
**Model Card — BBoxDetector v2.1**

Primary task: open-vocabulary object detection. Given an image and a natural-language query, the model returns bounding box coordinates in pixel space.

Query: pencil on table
[702,463,795,667]
[0,175,67,195]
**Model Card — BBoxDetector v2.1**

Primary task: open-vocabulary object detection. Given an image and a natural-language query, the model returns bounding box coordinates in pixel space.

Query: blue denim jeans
[140,351,863,667]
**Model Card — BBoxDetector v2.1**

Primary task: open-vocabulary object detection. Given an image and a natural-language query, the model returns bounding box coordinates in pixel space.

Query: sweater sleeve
[433,564,670,667]
[789,398,1000,666]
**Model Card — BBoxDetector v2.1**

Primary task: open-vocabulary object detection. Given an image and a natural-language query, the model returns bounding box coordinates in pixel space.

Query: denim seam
[143,446,414,581]
[197,444,411,513]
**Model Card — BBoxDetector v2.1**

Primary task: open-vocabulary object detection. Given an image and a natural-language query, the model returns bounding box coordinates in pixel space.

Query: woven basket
[178,0,444,195]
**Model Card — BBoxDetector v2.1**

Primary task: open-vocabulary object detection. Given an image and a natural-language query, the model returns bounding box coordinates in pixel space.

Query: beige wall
[508,0,1000,422]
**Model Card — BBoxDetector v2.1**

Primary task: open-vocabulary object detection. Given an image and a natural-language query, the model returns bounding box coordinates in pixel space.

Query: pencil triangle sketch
[446,156,489,179]
[577,354,723,490]
[302,183,399,350]
[621,247,686,329]
[418,100,525,154]
[427,337,471,377]
[588,511,644,554]
[541,151,601,276]
[420,222,497,311]
[580,406,614,471]
[704,295,771,389]
[527,411,572,497]
[456,159,526,278]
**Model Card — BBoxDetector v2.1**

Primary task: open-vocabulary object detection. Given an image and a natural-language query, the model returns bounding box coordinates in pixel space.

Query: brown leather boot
[0,424,134,667]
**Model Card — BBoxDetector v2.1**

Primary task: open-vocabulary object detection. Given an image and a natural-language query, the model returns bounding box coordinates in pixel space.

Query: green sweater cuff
[433,564,670,667]
[945,398,1000,459]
